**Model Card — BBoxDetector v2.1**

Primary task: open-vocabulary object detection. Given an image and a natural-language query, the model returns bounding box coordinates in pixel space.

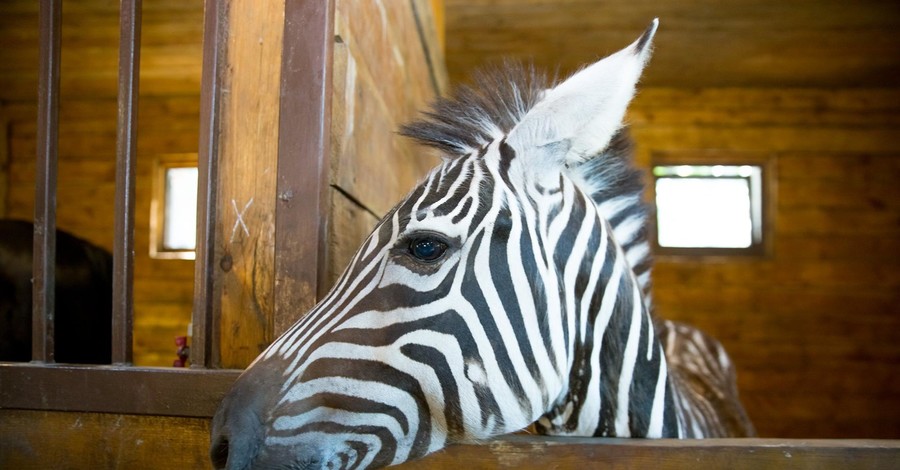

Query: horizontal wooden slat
[397,436,900,470]
[0,363,239,417]
[0,410,213,470]
[444,0,900,88]
[2,412,897,470]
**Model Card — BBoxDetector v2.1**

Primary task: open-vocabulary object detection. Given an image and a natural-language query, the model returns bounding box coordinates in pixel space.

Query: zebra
[210,19,754,470]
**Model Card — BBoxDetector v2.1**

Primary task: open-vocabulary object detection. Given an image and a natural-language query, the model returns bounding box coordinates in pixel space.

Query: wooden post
[194,0,335,368]
[272,0,335,335]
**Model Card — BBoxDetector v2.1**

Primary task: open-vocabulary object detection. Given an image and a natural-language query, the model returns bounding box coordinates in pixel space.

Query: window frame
[649,151,775,258]
[150,154,199,260]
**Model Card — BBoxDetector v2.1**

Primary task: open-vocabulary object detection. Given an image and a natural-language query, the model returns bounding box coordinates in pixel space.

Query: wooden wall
[628,87,900,438]
[328,0,444,287]
[0,0,203,366]
[441,0,900,439]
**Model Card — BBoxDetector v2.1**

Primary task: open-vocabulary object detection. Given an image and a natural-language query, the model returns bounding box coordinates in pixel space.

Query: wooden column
[204,0,286,368]
[196,0,335,368]
[273,0,335,335]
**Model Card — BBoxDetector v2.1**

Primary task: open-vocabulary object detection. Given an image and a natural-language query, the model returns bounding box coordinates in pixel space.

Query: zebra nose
[211,364,327,469]
[210,398,265,470]
[211,425,324,470]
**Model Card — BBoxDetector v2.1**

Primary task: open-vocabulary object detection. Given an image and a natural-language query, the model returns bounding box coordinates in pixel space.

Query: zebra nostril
[210,434,229,469]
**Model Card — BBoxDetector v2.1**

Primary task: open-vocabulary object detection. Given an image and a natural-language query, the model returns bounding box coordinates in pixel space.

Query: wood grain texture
[326,0,444,294]
[0,0,203,367]
[210,0,285,368]
[3,410,897,470]
[444,0,900,88]
[395,436,900,470]
[629,87,900,439]
[0,410,214,470]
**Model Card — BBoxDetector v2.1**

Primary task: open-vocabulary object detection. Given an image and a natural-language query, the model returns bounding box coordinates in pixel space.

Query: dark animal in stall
[0,219,112,364]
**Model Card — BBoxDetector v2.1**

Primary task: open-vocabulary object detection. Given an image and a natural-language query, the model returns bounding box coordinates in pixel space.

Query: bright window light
[163,167,198,251]
[654,165,763,251]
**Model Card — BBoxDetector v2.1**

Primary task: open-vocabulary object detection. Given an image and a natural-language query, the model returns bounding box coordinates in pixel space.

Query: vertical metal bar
[191,0,227,369]
[32,0,62,363]
[273,0,335,335]
[111,0,142,365]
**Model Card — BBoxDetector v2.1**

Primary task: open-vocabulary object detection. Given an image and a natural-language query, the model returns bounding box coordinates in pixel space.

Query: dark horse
[0,219,112,364]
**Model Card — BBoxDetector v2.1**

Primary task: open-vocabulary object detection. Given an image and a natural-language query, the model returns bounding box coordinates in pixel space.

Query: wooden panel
[3,410,898,469]
[0,108,8,216]
[0,0,203,101]
[331,0,443,216]
[326,189,380,287]
[631,87,900,439]
[444,0,900,88]
[0,410,214,470]
[208,0,285,368]
[325,0,445,292]
[397,436,900,470]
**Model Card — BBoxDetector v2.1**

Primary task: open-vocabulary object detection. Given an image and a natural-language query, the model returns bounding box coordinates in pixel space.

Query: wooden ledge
[0,363,240,417]
[397,435,900,469]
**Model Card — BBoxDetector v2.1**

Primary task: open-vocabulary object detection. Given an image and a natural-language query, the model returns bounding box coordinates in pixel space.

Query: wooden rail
[398,436,900,470]
[1,418,897,470]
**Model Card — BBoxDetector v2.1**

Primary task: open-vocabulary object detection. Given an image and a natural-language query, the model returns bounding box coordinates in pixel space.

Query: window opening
[653,164,764,254]
[150,156,198,259]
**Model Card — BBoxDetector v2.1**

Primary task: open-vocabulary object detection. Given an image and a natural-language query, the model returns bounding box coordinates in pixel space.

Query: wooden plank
[777,152,900,182]
[2,410,898,470]
[208,0,285,368]
[331,0,442,216]
[0,108,9,216]
[0,364,238,417]
[0,1,204,102]
[326,188,380,287]
[443,0,900,88]
[271,0,335,335]
[773,235,900,261]
[653,261,900,290]
[0,410,214,470]
[397,436,900,470]
[630,88,900,128]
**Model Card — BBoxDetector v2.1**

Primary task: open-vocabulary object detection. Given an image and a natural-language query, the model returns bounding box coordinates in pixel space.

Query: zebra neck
[536,223,678,438]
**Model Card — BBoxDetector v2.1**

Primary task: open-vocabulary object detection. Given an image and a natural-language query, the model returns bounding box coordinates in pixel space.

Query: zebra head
[212,20,667,470]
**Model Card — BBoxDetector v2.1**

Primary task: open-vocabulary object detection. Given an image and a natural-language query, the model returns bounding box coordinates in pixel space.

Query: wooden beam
[0,363,239,417]
[272,0,335,335]
[396,436,900,470]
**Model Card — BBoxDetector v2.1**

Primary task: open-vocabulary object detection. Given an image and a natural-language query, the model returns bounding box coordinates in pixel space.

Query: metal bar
[32,0,62,364]
[0,363,239,418]
[272,0,336,336]
[111,0,142,365]
[191,0,227,369]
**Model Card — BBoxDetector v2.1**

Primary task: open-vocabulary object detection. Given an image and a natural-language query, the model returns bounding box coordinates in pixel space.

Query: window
[150,155,198,259]
[652,164,766,255]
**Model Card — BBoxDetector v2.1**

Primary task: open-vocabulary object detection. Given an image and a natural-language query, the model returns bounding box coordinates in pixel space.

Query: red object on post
[173,335,190,367]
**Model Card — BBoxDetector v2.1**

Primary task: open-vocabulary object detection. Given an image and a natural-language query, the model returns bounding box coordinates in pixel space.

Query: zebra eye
[408,237,448,262]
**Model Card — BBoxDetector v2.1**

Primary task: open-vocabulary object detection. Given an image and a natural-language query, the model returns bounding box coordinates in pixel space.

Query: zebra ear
[508,19,658,167]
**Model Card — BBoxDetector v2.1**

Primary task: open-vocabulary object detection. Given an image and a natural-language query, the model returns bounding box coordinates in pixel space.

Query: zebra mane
[400,61,646,208]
